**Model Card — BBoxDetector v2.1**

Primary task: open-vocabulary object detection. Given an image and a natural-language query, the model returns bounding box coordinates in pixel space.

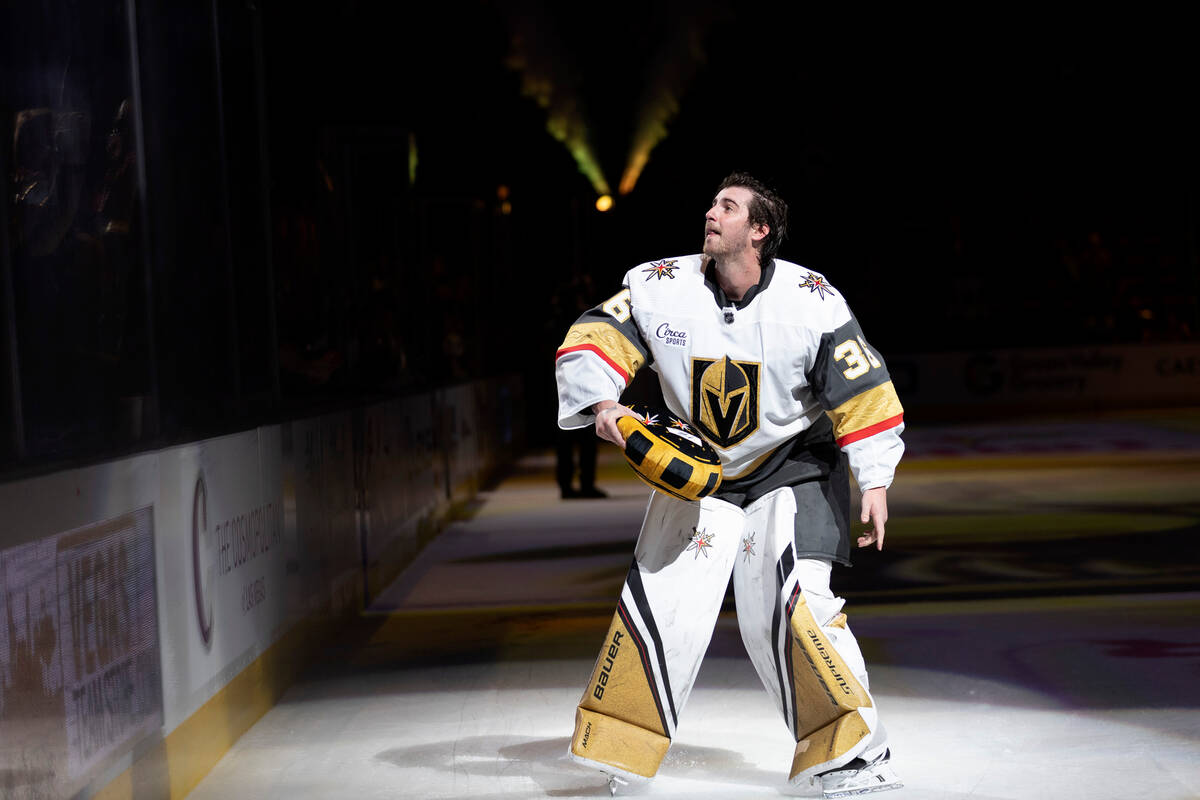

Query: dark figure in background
[549,273,607,499]
[556,425,602,499]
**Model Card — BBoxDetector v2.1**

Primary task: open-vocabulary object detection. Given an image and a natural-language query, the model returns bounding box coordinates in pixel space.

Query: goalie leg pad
[730,488,883,784]
[785,592,877,782]
[569,492,745,777]
[569,706,670,779]
[790,707,876,784]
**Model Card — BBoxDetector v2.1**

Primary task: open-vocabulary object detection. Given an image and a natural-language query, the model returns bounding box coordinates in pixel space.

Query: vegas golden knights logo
[691,356,760,448]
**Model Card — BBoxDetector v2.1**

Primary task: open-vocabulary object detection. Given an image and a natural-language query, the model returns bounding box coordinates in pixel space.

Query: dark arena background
[1,3,1197,799]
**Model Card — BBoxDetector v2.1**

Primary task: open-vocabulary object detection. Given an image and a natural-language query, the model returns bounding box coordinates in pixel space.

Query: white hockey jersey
[556,255,904,491]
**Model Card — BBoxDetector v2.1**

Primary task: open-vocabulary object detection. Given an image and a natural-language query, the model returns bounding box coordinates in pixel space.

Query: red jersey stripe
[836,413,904,447]
[556,344,631,385]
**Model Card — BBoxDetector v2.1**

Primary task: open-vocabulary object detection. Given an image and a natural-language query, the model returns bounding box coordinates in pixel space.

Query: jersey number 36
[835,335,882,380]
[602,289,632,323]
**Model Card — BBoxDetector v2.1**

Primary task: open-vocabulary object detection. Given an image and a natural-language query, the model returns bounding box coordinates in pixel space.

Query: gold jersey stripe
[557,322,647,384]
[828,380,904,446]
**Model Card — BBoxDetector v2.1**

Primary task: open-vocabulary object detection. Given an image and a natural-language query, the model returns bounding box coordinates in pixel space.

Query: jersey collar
[703,257,776,310]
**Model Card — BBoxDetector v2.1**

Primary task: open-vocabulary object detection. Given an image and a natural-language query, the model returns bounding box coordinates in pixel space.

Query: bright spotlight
[595,195,614,212]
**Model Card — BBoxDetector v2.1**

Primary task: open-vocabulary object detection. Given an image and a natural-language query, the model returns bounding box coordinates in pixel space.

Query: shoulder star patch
[643,259,680,281]
[687,527,715,559]
[799,272,835,299]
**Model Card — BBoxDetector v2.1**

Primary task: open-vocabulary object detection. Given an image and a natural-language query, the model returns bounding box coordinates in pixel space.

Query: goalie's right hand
[593,402,635,447]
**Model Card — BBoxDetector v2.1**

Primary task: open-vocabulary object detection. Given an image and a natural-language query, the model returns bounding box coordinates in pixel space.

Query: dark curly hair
[716,172,789,267]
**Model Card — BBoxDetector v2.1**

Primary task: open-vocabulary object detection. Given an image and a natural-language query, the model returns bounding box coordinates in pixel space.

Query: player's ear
[751,223,769,242]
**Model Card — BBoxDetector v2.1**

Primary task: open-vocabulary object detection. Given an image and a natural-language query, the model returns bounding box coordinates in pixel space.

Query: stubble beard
[702,231,724,260]
[704,232,744,268]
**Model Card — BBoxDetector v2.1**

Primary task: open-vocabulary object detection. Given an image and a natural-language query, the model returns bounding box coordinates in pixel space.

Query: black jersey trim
[702,258,776,311]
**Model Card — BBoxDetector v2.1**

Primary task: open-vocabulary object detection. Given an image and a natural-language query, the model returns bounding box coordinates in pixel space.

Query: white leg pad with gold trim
[569,492,746,778]
[731,487,887,784]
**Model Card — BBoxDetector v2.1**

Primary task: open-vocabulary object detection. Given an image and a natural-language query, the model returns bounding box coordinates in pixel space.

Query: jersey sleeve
[555,285,652,429]
[807,316,905,490]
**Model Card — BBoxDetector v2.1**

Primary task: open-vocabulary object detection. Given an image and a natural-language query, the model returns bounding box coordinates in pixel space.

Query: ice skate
[605,772,629,795]
[816,749,902,798]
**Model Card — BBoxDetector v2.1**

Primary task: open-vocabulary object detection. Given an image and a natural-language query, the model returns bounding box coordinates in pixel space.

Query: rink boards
[0,377,522,800]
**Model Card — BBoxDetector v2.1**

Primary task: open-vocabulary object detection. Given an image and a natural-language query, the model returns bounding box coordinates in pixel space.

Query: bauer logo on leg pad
[579,607,671,738]
[593,630,624,700]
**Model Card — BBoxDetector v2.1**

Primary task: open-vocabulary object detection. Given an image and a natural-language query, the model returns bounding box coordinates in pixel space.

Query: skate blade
[607,773,629,796]
[824,780,903,799]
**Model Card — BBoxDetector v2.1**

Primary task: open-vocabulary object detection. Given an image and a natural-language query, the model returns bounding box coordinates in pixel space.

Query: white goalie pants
[568,488,888,784]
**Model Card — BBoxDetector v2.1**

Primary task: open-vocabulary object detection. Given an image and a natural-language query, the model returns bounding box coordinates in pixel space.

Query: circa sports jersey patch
[642,259,680,280]
[690,355,761,448]
[799,272,835,299]
[654,321,689,348]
